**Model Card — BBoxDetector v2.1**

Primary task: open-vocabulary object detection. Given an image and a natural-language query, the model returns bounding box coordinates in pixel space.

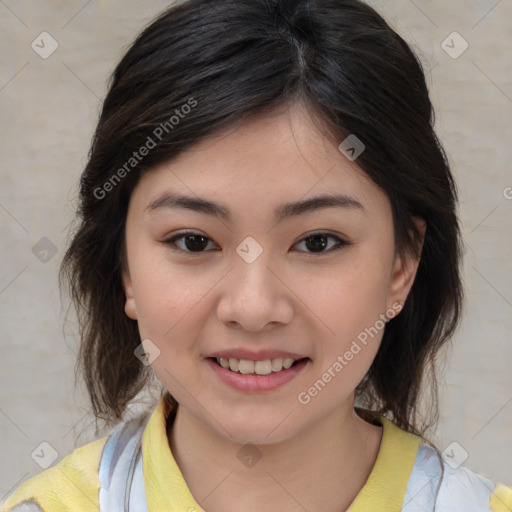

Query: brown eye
[293,233,349,254]
[163,232,217,253]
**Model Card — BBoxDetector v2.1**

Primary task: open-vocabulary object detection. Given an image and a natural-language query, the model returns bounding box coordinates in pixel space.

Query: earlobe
[122,269,138,320]
[387,217,426,311]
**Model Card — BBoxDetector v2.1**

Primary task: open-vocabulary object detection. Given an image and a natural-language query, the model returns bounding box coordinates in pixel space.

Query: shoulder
[1,435,109,512]
[406,442,512,511]
[1,410,152,512]
[438,460,512,511]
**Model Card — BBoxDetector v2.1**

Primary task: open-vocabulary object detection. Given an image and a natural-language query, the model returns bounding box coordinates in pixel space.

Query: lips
[205,348,308,360]
[206,356,310,392]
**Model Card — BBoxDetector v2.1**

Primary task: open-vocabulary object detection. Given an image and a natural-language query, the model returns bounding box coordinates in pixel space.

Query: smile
[206,357,310,392]
[215,356,300,375]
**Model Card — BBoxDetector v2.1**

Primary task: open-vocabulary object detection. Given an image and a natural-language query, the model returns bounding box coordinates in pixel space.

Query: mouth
[206,355,310,392]
[208,356,309,376]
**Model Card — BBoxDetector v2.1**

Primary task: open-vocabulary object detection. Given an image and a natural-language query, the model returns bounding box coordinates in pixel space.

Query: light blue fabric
[402,444,443,510]
[402,443,501,511]
[98,415,149,512]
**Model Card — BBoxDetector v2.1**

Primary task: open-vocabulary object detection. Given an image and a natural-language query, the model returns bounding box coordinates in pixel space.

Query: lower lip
[206,358,309,392]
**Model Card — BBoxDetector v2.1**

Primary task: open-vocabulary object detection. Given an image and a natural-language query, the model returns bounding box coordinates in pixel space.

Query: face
[122,104,424,445]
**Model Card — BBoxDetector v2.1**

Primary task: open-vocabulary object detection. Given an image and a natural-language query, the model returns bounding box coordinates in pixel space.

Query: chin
[212,409,302,446]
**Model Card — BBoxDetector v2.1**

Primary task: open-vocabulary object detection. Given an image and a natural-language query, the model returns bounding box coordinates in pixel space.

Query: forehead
[130,104,390,221]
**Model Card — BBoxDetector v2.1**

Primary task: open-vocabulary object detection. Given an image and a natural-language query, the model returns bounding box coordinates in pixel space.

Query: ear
[386,217,426,313]
[122,268,138,320]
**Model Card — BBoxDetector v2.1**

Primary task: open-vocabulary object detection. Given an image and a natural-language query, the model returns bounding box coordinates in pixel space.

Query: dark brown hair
[59,0,464,437]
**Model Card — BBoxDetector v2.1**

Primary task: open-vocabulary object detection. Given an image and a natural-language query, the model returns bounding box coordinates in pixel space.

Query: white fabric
[402,443,500,511]
[98,415,149,512]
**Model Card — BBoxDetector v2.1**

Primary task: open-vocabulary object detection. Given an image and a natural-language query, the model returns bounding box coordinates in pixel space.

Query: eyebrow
[145,191,366,223]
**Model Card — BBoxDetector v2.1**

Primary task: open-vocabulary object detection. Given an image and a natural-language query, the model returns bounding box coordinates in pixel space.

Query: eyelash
[161,231,351,256]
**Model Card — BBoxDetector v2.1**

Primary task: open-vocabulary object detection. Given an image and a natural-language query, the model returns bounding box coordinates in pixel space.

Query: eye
[162,230,350,254]
[162,231,218,253]
[293,232,350,254]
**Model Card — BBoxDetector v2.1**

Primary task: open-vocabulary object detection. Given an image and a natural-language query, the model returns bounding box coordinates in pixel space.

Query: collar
[142,396,422,512]
[347,416,422,511]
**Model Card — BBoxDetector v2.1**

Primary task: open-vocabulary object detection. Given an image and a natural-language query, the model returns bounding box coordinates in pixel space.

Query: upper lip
[206,349,309,361]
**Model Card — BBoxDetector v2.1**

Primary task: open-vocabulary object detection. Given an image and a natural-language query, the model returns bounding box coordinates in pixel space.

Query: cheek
[307,253,392,360]
[316,255,390,321]
[133,271,205,384]
[129,256,202,342]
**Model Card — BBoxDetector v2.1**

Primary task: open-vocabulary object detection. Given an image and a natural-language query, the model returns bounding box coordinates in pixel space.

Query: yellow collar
[142,396,422,512]
[347,416,422,511]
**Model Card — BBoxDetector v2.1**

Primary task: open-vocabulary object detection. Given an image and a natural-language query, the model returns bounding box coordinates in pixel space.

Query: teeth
[217,357,299,375]
[254,360,272,375]
[271,358,283,371]
[282,358,295,369]
[238,359,254,374]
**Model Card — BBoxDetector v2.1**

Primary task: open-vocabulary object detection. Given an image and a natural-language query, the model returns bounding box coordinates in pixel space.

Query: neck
[167,401,383,512]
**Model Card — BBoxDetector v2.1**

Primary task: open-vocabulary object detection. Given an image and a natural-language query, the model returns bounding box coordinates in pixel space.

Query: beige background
[1,0,511,503]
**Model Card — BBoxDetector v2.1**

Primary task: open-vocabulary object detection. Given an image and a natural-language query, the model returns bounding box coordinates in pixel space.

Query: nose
[216,250,294,332]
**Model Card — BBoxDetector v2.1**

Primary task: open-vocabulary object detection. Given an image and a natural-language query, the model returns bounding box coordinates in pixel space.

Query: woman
[3,0,511,510]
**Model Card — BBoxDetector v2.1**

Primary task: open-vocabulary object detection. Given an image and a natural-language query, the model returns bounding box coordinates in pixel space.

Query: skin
[122,103,426,512]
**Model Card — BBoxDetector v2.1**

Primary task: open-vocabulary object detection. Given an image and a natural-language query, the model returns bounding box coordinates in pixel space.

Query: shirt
[2,395,511,512]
